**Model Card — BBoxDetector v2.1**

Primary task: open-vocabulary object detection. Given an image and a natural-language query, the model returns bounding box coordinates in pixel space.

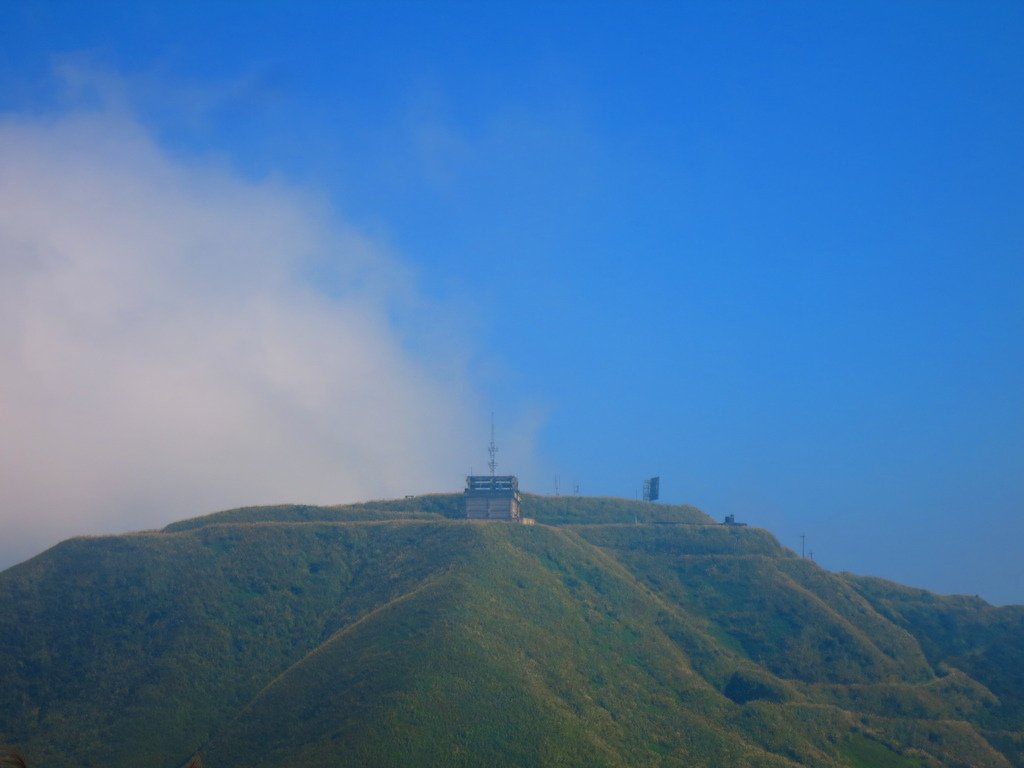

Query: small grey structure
[643,476,660,502]
[464,475,522,520]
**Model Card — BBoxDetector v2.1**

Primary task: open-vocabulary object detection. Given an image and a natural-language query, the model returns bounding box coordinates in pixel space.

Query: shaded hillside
[0,494,1021,767]
[843,575,1024,766]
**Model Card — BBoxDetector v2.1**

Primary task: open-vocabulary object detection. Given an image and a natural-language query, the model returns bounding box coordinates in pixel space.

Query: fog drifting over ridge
[0,105,483,569]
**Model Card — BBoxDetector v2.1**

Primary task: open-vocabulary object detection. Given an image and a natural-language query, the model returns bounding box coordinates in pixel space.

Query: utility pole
[801,533,806,559]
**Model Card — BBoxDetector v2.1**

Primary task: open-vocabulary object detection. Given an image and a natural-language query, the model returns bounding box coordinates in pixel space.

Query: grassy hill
[1,494,1021,767]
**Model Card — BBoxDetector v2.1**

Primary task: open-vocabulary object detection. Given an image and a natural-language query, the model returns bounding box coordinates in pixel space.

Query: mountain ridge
[1,494,1021,767]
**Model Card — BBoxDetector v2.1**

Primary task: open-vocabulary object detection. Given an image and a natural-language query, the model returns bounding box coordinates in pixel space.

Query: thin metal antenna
[801,533,806,559]
[488,413,497,477]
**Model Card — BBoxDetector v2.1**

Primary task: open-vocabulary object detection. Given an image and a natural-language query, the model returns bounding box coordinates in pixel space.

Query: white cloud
[0,103,482,568]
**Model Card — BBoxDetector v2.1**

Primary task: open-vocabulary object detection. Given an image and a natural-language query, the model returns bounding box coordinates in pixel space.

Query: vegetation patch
[723,670,787,704]
[838,733,922,768]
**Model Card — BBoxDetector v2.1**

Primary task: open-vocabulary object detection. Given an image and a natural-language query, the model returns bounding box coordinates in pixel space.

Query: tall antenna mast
[488,412,497,477]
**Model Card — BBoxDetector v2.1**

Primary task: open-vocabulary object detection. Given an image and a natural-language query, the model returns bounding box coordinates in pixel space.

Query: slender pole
[488,412,497,477]
[801,533,806,559]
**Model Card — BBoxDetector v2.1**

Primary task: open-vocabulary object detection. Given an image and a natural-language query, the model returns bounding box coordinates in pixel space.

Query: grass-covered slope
[0,521,481,767]
[201,524,799,768]
[0,494,1021,767]
[162,496,462,531]
[843,574,1024,766]
[163,493,712,532]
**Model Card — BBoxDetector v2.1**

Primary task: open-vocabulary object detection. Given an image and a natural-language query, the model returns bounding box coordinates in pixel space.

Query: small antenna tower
[488,413,497,477]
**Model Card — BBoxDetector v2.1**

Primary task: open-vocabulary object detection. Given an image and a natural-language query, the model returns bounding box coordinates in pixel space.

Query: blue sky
[1,2,1022,603]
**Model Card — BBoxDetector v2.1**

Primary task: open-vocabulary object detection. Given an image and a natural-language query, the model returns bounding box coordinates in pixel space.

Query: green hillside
[162,493,711,531]
[1,494,1021,767]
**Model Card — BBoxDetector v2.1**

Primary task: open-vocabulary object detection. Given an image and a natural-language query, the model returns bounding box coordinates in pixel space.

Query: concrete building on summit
[464,474,522,520]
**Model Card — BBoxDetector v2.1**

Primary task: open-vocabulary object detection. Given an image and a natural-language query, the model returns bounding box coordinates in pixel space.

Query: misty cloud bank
[0,105,481,569]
